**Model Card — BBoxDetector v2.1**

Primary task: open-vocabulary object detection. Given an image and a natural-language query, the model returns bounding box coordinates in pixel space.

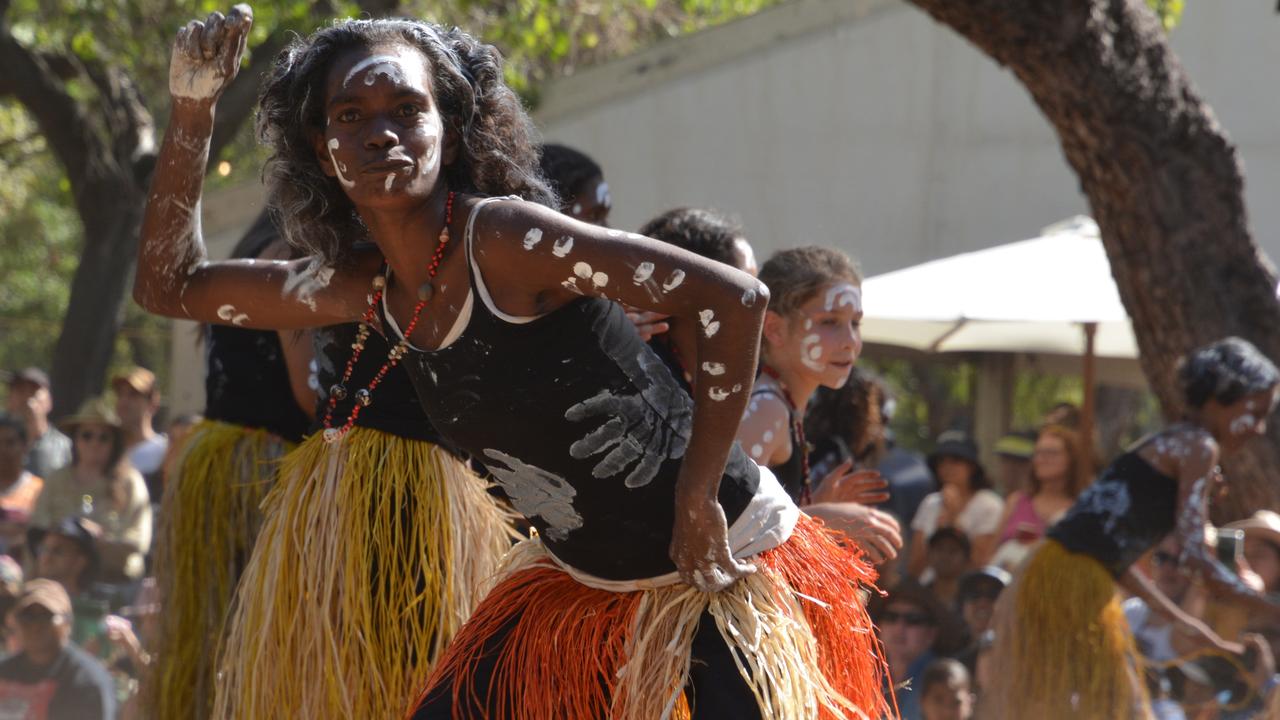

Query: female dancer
[136,9,891,718]
[146,211,314,719]
[988,337,1280,719]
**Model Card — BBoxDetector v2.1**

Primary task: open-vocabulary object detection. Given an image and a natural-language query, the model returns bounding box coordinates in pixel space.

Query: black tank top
[395,199,760,581]
[751,385,806,503]
[312,323,450,445]
[1047,451,1180,577]
[204,232,311,443]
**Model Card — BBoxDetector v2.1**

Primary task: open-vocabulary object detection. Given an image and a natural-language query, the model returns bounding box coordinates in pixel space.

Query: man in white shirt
[111,367,167,502]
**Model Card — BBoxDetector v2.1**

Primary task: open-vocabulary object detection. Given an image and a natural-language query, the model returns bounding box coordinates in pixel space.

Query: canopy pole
[1081,322,1098,468]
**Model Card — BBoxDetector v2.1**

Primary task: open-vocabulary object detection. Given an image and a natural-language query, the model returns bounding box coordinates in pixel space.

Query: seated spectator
[5,368,71,481]
[953,566,1011,672]
[31,517,112,653]
[30,398,151,583]
[909,431,1004,576]
[922,528,971,608]
[990,425,1091,571]
[0,579,116,719]
[110,367,167,504]
[1228,510,1280,594]
[0,415,42,558]
[919,657,975,720]
[991,431,1034,497]
[1124,535,1195,720]
[0,556,22,654]
[874,580,963,720]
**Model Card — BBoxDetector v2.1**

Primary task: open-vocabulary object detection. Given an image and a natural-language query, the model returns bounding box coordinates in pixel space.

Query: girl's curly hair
[256,18,556,265]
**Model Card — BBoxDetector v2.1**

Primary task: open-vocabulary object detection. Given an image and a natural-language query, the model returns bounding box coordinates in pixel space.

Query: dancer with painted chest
[139,9,517,719]
[136,7,891,718]
[987,337,1280,720]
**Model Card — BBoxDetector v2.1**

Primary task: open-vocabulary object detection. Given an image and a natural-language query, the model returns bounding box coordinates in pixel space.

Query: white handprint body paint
[483,449,582,541]
[565,351,692,488]
[326,139,355,189]
[282,260,335,312]
[343,55,408,87]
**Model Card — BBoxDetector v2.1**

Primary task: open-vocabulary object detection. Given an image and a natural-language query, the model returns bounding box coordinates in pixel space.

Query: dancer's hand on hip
[671,494,755,592]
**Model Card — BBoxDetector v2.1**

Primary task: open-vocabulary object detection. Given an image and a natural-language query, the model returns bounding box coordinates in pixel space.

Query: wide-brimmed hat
[57,396,121,434]
[1227,510,1280,550]
[927,431,988,488]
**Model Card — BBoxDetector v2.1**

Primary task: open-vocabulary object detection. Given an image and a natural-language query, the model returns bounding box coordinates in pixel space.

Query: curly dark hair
[638,207,743,267]
[1178,336,1280,409]
[758,246,861,316]
[804,367,888,466]
[256,18,556,265]
[539,143,601,211]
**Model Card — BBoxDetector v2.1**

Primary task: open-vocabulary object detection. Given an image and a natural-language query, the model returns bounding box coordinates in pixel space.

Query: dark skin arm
[259,239,319,420]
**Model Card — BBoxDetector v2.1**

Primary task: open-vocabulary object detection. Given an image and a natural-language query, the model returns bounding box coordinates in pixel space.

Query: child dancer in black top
[136,9,891,717]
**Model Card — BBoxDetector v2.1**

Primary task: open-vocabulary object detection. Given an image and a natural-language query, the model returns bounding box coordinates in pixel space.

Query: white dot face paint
[523,228,543,250]
[552,237,574,258]
[824,283,862,312]
[751,444,765,459]
[701,362,726,376]
[763,430,774,443]
[573,262,592,279]
[633,262,655,284]
[698,309,721,338]
[708,387,731,401]
[800,333,824,371]
[343,55,408,88]
[326,139,355,189]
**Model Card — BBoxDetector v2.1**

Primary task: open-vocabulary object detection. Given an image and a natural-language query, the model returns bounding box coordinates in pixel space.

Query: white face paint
[800,333,824,371]
[698,309,721,338]
[282,261,336,312]
[824,283,861,312]
[326,139,355,189]
[701,362,726,376]
[384,173,395,191]
[804,318,813,330]
[662,270,686,292]
[552,237,574,258]
[632,262,655,284]
[750,444,765,459]
[523,228,544,250]
[343,55,408,87]
[573,262,592,279]
[762,430,774,443]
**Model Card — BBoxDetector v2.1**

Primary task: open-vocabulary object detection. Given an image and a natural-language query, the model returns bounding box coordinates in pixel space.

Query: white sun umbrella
[860,216,1137,358]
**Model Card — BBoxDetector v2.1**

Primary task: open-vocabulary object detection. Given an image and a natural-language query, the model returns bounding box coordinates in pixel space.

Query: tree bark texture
[903,0,1280,520]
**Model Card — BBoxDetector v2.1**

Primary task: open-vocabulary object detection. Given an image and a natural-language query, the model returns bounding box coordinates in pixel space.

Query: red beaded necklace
[760,364,812,504]
[321,191,456,443]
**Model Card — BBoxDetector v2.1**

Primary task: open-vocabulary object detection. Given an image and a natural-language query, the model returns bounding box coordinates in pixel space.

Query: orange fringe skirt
[412,515,893,720]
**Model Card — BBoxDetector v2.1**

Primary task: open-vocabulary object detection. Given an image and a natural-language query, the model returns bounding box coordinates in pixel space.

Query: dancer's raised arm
[135,5,371,330]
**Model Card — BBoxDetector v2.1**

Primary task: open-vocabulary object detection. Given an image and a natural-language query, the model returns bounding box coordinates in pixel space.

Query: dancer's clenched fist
[170,4,253,103]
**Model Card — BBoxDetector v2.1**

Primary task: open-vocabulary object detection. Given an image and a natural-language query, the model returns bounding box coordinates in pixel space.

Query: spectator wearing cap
[952,566,1010,674]
[30,399,151,583]
[875,580,964,720]
[922,528,972,608]
[990,425,1092,572]
[908,431,1004,577]
[0,579,116,719]
[0,415,43,557]
[31,516,117,658]
[4,368,71,481]
[110,367,167,503]
[991,431,1034,497]
[1229,510,1280,594]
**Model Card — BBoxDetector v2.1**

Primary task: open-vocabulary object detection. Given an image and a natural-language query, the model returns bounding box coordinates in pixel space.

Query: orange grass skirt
[412,514,894,720]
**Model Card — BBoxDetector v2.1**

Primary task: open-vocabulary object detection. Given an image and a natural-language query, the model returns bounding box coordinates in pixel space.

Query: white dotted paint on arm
[522,228,543,250]
[216,304,249,326]
[282,260,335,312]
[662,270,686,292]
[701,362,726,376]
[632,262,655,284]
[698,309,721,338]
[552,237,574,257]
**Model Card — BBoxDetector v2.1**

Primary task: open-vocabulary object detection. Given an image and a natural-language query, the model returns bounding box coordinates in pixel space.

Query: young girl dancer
[136,8,891,718]
[988,337,1280,719]
[146,211,314,719]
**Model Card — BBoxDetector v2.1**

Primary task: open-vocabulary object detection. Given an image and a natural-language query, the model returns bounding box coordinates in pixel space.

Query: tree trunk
[903,0,1280,520]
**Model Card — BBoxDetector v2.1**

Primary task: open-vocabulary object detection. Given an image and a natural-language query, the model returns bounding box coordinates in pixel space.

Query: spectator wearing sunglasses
[28,398,151,584]
[875,580,963,720]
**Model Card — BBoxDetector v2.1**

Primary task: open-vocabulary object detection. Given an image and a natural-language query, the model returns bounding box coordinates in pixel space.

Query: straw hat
[57,396,121,434]
[1227,510,1280,550]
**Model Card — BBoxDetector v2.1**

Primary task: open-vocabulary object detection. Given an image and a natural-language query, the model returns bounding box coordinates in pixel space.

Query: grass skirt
[212,426,519,719]
[986,539,1152,720]
[146,419,292,720]
[415,514,893,720]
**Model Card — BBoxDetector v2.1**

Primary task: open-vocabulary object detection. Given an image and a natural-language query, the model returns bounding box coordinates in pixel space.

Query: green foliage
[1145,0,1184,31]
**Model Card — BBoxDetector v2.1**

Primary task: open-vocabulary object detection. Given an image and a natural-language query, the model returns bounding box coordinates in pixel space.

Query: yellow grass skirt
[212,426,519,719]
[414,515,893,720]
[146,419,292,720]
[987,539,1152,720]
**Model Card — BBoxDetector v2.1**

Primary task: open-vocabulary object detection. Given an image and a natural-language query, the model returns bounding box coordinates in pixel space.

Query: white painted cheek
[523,228,544,250]
[800,333,824,371]
[327,139,355,189]
[662,270,686,292]
[552,237,575,257]
[633,262,655,284]
[384,173,395,191]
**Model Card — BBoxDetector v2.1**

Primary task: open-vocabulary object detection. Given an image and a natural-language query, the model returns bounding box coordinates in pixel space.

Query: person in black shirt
[0,579,115,720]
